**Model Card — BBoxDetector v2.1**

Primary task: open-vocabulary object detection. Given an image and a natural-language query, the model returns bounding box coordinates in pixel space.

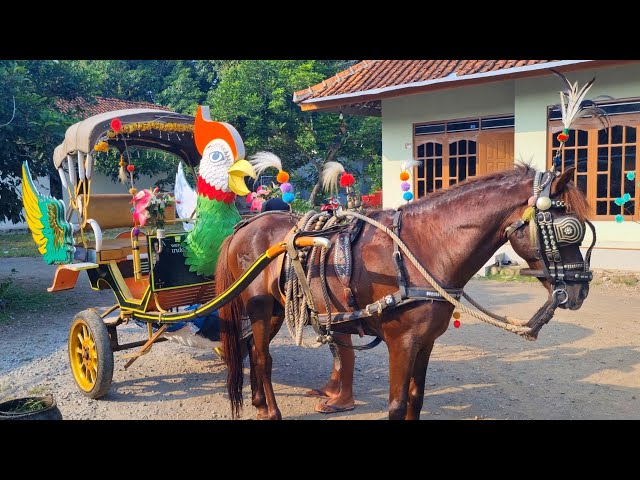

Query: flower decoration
[131,187,174,229]
[94,141,109,152]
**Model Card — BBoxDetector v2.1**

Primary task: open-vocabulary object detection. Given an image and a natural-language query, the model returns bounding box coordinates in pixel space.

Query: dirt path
[1,257,638,420]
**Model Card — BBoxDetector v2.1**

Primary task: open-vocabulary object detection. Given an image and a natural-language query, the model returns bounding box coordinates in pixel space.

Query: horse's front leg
[386,330,419,420]
[406,340,435,420]
[247,298,282,420]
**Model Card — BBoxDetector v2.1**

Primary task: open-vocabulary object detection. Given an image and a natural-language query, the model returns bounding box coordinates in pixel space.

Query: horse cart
[22,107,324,399]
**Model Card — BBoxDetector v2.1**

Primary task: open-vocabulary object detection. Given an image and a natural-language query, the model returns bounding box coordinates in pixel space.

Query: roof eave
[297,60,631,113]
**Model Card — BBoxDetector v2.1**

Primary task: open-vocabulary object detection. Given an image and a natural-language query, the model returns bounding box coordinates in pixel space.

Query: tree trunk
[308,177,323,206]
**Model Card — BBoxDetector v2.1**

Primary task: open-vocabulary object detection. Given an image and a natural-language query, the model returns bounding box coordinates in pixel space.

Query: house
[294,60,640,270]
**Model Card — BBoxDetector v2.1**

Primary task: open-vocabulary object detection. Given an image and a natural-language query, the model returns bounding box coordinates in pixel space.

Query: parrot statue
[182,106,257,277]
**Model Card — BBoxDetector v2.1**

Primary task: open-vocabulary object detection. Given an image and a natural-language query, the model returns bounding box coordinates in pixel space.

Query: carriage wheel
[68,309,114,399]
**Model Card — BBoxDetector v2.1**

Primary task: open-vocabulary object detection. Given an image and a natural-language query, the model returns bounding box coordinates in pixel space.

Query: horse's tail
[216,234,244,419]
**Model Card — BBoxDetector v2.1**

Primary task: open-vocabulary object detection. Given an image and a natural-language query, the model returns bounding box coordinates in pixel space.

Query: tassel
[521,206,535,223]
[118,155,127,184]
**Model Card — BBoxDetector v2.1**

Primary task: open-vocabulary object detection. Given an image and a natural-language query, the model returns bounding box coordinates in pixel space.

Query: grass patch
[27,385,49,396]
[0,276,63,323]
[481,272,539,283]
[0,232,39,258]
[612,275,639,286]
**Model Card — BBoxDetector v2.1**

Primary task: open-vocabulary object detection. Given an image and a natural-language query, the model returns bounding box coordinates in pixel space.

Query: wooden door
[479,130,514,175]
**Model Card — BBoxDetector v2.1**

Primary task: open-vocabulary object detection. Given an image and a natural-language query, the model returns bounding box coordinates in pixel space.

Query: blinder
[504,171,595,299]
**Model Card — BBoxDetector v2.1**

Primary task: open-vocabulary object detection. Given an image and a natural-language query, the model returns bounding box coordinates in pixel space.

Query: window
[413,115,514,198]
[548,100,640,220]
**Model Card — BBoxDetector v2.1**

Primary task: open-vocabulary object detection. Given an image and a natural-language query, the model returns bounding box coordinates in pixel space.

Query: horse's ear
[552,167,576,195]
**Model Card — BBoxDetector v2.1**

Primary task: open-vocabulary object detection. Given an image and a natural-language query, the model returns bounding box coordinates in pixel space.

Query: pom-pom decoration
[340,173,356,187]
[400,159,421,202]
[615,214,624,223]
[280,182,293,193]
[623,193,631,202]
[127,164,135,173]
[453,312,461,319]
[453,320,461,328]
[321,162,346,193]
[282,192,295,204]
[627,171,636,181]
[111,118,122,133]
[276,170,289,183]
[614,197,624,206]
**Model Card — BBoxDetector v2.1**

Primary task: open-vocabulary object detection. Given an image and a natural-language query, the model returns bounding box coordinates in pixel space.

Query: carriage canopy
[52,109,200,168]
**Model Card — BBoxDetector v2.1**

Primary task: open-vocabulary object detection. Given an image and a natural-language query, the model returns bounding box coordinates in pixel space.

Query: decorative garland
[106,121,194,139]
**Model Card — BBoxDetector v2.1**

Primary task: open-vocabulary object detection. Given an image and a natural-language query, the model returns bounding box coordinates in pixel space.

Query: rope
[335,210,534,337]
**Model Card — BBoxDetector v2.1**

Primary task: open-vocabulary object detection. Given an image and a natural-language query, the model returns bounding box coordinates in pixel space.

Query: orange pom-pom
[277,171,289,183]
[400,171,410,181]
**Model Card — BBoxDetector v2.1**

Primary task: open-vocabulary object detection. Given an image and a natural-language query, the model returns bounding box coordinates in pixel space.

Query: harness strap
[391,210,408,299]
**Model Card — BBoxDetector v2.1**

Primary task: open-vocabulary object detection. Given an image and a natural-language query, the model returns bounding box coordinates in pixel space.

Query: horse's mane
[400,162,590,222]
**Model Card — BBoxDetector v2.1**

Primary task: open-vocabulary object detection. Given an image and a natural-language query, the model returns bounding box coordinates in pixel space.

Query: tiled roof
[294,60,558,103]
[57,96,171,119]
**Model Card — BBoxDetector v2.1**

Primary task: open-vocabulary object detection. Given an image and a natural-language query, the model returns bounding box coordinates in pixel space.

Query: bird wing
[174,161,197,232]
[22,161,74,264]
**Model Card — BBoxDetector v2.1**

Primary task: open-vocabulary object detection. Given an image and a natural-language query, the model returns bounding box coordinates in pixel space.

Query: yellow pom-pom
[277,170,289,183]
[400,171,410,181]
[453,312,461,319]
[129,187,138,195]
[521,206,535,223]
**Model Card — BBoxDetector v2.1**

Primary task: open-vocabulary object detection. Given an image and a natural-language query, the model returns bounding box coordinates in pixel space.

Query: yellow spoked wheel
[68,309,113,399]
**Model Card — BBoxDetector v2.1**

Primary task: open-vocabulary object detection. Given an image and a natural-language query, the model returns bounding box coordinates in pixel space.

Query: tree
[0,61,94,223]
[209,60,381,205]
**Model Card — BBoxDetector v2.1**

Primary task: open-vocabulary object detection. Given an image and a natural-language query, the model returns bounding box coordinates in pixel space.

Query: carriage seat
[78,193,175,262]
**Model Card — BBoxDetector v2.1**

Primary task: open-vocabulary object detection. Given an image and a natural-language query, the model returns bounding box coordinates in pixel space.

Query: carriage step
[48,263,99,292]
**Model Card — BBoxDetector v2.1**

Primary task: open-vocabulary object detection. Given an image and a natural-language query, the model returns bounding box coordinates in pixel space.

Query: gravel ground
[1,257,639,420]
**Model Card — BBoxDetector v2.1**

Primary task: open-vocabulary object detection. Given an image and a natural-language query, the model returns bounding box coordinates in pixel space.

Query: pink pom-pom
[401,182,411,191]
[280,182,293,193]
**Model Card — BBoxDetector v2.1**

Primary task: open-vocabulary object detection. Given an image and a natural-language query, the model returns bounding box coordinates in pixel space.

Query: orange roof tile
[56,96,171,119]
[294,60,562,104]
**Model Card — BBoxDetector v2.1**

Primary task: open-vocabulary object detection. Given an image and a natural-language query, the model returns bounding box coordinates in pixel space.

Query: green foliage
[209,60,381,204]
[364,154,382,193]
[0,60,93,223]
[291,194,316,214]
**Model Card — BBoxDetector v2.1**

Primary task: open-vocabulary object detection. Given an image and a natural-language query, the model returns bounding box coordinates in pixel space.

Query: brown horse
[215,164,592,420]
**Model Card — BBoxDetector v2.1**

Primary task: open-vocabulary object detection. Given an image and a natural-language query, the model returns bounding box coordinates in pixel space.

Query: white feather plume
[174,162,196,232]
[248,151,283,177]
[401,159,422,172]
[321,161,345,193]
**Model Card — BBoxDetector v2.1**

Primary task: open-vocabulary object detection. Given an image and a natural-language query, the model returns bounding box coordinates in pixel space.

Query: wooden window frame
[547,100,640,221]
[413,114,514,198]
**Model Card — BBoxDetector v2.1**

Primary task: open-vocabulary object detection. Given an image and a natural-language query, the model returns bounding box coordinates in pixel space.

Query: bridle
[505,170,596,306]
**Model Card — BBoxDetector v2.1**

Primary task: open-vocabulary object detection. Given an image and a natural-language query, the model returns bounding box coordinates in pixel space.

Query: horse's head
[506,167,594,311]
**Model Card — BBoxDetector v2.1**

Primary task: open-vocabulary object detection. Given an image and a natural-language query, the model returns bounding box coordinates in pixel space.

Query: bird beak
[227,159,257,196]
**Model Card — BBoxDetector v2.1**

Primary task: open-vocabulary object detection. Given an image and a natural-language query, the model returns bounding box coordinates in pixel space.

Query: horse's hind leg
[406,340,435,420]
[247,298,282,420]
[249,314,284,420]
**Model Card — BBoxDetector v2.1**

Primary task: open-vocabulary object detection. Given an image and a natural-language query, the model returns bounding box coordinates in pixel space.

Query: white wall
[381,81,515,208]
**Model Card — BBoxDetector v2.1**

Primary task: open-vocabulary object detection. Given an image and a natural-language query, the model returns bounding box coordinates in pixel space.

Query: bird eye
[210,151,224,162]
